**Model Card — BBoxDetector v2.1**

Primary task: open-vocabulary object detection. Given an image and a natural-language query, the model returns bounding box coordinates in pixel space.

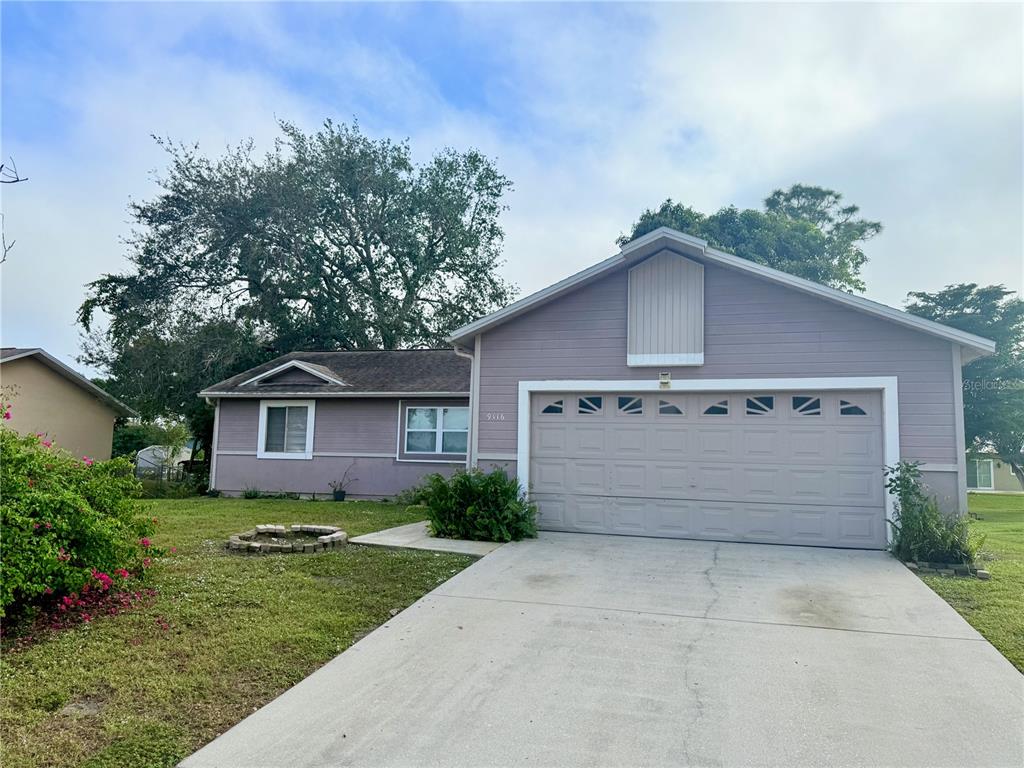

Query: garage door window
[792,396,822,416]
[541,399,564,414]
[658,399,684,415]
[578,396,603,415]
[840,399,868,416]
[745,396,775,415]
[703,399,729,416]
[617,396,644,415]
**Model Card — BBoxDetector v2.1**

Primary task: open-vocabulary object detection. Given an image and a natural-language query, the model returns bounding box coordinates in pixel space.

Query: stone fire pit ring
[226,524,348,554]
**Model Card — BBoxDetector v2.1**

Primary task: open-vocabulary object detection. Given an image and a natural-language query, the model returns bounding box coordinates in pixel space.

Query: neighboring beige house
[0,347,135,460]
[967,452,1024,494]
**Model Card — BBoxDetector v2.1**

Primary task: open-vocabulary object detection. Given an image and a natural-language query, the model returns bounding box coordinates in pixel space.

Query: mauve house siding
[474,256,961,502]
[213,397,466,496]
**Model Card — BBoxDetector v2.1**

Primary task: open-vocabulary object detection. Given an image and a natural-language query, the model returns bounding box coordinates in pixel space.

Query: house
[0,347,136,460]
[199,350,470,498]
[966,452,1023,493]
[202,228,996,550]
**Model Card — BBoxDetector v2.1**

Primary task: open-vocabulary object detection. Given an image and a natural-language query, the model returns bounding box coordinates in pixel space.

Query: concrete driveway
[182,533,1023,768]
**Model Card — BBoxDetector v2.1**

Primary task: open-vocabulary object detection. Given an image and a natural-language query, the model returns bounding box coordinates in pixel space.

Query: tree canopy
[79,120,515,455]
[905,283,1024,488]
[619,184,882,292]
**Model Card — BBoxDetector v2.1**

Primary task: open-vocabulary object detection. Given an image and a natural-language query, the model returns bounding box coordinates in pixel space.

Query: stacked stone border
[226,524,349,554]
[904,561,991,580]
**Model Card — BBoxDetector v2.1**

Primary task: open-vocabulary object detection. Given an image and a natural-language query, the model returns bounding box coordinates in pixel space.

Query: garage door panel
[529,390,886,549]
[570,462,607,494]
[531,459,568,494]
[570,496,608,532]
[694,504,741,539]
[740,428,786,459]
[652,427,690,456]
[571,426,607,456]
[532,424,568,456]
[610,427,648,456]
[696,428,734,457]
[610,462,647,495]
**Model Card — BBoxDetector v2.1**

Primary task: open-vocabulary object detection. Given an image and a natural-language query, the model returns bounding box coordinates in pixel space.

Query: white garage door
[529,390,887,549]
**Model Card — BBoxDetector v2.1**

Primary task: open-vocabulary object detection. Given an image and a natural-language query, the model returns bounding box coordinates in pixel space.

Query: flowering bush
[0,424,157,618]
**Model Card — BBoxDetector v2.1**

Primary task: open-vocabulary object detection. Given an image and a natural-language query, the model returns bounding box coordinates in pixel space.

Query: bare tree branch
[0,157,27,184]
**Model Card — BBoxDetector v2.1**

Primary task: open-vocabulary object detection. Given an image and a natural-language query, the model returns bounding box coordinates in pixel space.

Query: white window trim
[968,458,995,490]
[516,377,901,544]
[402,405,469,456]
[257,399,315,460]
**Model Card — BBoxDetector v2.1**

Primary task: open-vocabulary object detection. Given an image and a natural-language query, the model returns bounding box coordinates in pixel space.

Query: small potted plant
[329,463,358,501]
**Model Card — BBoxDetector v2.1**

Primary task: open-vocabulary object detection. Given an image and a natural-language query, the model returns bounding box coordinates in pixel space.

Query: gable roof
[199,349,471,398]
[0,348,137,417]
[447,227,997,361]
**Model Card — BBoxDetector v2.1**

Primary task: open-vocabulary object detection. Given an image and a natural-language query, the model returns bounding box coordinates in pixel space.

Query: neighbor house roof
[0,347,137,417]
[199,349,471,398]
[447,227,997,361]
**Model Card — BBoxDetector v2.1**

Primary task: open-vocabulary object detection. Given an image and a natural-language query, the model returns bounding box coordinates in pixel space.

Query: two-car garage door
[529,390,887,549]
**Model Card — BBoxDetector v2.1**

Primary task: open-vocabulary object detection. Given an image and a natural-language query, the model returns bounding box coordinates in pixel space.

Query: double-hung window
[258,400,315,459]
[405,406,469,455]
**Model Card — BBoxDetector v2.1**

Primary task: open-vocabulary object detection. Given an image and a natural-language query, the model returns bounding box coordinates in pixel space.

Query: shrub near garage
[420,468,538,542]
[0,418,155,619]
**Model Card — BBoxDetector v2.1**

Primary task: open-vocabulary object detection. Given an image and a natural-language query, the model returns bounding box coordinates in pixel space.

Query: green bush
[0,428,154,618]
[885,461,983,565]
[420,469,537,542]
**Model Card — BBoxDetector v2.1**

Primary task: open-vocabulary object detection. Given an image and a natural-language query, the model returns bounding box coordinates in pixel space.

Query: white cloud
[1,2,1020,375]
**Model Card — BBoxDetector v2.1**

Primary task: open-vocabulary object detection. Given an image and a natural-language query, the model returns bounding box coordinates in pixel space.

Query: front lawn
[919,493,1024,672]
[0,498,472,768]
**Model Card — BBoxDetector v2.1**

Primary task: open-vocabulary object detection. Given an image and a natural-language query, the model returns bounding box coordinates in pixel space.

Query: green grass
[919,493,1024,672]
[0,498,472,768]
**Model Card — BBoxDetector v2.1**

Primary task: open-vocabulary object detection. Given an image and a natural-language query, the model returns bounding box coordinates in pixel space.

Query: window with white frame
[966,458,994,490]
[405,406,469,454]
[258,400,315,459]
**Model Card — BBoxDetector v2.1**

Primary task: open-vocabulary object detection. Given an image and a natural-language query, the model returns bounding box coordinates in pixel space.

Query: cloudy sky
[2,2,1021,372]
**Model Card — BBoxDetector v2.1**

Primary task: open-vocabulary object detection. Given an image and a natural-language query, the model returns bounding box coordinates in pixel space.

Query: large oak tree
[619,184,882,292]
[79,120,516,456]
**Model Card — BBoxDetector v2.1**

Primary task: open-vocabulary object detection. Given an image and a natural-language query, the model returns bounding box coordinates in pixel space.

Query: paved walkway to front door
[182,533,1024,767]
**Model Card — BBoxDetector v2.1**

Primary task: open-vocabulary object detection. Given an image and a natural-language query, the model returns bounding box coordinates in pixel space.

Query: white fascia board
[447,226,996,357]
[240,360,347,387]
[199,390,470,399]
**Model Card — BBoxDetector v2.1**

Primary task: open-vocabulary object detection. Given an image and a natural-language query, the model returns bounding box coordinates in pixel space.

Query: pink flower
[43,587,53,595]
[3,410,10,420]
[44,522,52,530]
[80,613,92,623]
[142,557,152,568]
[140,537,151,548]
[169,546,177,554]
[82,456,93,466]
[115,568,130,579]
[42,440,52,448]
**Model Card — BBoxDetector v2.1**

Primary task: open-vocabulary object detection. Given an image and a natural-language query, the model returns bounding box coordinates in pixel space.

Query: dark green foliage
[905,284,1024,490]
[885,461,983,565]
[419,469,537,542]
[0,428,154,617]
[78,121,515,459]
[111,420,190,460]
[619,184,881,292]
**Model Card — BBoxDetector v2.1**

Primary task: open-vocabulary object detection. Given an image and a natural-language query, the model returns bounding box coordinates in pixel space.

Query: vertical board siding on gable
[628,252,703,357]
[264,367,330,385]
[477,257,958,465]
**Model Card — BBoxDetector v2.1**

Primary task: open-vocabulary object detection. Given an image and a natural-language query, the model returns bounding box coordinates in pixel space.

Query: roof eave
[447,227,997,358]
[2,349,138,417]
[198,390,470,399]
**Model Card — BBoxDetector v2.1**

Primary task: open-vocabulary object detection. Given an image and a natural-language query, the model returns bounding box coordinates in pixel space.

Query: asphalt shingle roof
[200,349,470,397]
